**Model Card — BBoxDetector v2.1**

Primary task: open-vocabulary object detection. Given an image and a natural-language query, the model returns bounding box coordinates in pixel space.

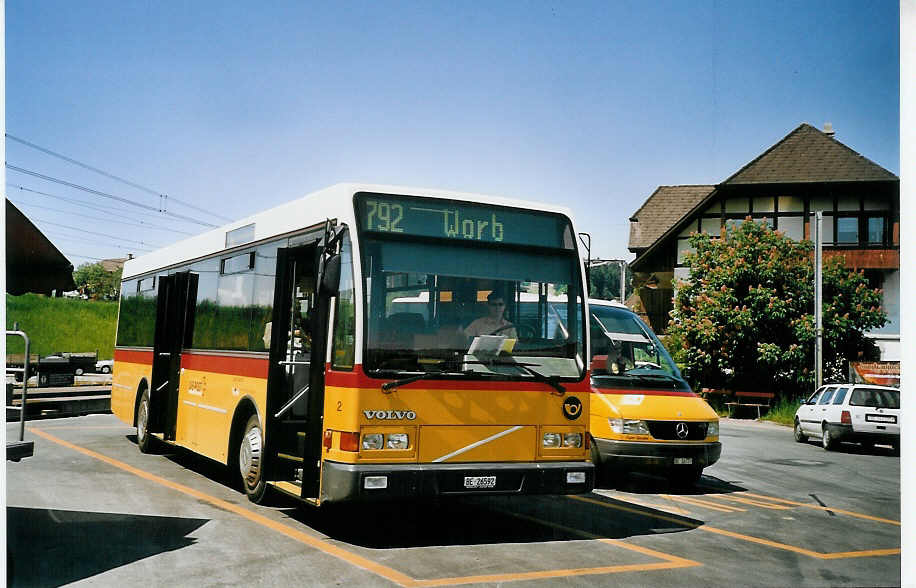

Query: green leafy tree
[668,219,885,396]
[73,262,122,300]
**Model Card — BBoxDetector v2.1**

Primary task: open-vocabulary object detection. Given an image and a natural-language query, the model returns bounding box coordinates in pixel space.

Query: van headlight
[707,421,719,437]
[609,418,650,435]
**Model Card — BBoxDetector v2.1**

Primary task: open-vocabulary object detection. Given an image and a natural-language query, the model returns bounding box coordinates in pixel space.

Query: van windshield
[589,304,689,391]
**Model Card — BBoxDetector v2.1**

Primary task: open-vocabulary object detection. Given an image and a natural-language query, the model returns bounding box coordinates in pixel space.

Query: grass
[760,395,802,426]
[6,294,119,359]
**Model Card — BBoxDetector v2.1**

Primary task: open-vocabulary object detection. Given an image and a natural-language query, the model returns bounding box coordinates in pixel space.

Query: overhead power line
[8,185,195,236]
[6,164,219,228]
[48,234,152,253]
[34,217,161,248]
[6,133,233,222]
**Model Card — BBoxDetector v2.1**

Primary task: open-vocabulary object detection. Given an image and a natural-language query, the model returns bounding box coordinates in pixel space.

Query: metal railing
[7,329,31,442]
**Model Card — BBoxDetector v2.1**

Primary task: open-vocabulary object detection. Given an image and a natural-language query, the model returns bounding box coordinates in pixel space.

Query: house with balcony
[627,123,900,361]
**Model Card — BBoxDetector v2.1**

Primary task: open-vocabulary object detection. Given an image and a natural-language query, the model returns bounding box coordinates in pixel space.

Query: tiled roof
[723,123,898,184]
[628,185,714,251]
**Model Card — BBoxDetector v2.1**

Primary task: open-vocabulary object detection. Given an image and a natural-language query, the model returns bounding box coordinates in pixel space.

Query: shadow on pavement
[6,507,208,587]
[595,470,747,496]
[284,492,705,549]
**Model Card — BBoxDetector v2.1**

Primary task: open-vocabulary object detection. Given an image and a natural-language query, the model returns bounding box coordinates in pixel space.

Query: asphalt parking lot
[6,415,901,587]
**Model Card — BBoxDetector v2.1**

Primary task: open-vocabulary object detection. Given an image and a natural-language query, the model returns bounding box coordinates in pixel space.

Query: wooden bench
[725,391,775,418]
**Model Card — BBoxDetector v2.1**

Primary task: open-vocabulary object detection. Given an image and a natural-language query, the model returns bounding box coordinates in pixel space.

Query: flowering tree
[668,219,885,396]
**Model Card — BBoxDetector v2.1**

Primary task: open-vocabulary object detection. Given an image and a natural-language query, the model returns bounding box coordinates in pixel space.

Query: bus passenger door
[149,272,198,440]
[267,245,321,494]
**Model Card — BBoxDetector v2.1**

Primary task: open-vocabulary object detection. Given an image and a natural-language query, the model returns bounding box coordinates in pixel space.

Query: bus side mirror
[320,254,341,296]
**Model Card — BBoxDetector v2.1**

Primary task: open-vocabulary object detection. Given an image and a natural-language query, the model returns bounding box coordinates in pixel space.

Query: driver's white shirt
[463,317,517,338]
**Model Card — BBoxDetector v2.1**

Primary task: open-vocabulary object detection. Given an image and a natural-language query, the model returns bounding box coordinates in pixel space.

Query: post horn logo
[562,396,582,420]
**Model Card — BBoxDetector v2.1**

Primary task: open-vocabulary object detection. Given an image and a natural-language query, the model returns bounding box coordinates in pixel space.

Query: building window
[778,216,804,240]
[867,217,886,244]
[836,217,859,244]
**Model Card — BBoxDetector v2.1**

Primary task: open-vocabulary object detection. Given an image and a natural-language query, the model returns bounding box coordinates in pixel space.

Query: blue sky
[6,1,899,264]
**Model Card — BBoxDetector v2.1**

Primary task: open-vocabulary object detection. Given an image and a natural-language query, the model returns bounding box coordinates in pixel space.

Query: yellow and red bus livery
[112,184,594,505]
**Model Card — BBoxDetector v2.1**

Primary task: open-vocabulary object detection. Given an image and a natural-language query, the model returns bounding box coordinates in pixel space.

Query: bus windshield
[589,304,688,391]
[359,238,585,380]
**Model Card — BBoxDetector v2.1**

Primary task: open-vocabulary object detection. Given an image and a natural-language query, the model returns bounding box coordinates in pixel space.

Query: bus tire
[136,389,158,454]
[239,415,269,503]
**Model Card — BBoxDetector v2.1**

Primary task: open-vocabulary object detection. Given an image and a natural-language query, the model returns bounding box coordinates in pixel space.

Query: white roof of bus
[122,183,579,279]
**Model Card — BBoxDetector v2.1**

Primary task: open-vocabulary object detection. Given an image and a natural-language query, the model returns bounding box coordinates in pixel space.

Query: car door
[815,386,837,428]
[824,386,848,427]
[798,388,824,434]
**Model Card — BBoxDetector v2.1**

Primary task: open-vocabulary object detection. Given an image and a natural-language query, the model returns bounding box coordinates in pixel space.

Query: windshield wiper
[465,359,566,395]
[380,369,484,393]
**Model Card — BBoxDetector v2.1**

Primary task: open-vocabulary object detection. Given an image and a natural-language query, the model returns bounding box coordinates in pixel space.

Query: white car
[95,359,113,374]
[794,384,900,453]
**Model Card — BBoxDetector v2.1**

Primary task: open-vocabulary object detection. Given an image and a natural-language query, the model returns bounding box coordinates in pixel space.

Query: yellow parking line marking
[739,493,901,526]
[659,494,744,513]
[707,494,793,510]
[30,427,702,586]
[607,493,693,515]
[29,428,417,587]
[569,494,899,561]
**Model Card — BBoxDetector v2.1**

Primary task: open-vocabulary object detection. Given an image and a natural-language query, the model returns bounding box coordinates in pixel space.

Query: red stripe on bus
[590,387,697,397]
[326,364,590,392]
[180,353,270,379]
[114,349,154,365]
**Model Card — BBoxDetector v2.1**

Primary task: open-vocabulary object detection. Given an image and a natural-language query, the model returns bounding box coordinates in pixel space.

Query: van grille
[645,421,708,441]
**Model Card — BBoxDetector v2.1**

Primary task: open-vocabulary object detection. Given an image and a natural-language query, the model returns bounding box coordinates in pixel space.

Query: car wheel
[101,366,111,374]
[239,415,269,503]
[667,466,703,488]
[74,368,84,376]
[821,424,837,451]
[793,419,807,443]
[136,389,158,453]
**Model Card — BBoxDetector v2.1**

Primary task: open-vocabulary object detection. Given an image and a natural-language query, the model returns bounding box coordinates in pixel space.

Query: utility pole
[618,260,627,304]
[814,211,823,388]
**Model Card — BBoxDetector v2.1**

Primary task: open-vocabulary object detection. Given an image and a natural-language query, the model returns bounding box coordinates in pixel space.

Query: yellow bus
[111,184,594,505]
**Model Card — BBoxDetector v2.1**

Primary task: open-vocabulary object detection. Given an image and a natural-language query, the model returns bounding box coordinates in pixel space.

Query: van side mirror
[320,254,341,296]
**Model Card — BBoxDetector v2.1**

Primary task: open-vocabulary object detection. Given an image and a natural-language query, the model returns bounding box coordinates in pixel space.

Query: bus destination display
[356,192,572,249]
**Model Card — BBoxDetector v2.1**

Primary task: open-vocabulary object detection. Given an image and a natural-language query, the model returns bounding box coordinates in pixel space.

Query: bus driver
[463,292,517,338]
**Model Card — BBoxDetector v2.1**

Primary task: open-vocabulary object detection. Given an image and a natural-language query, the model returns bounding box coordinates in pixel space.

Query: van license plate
[464,476,496,489]
[673,457,693,465]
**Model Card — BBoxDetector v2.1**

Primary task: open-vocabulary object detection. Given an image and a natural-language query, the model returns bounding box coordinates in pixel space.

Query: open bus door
[266,243,328,499]
[148,272,198,440]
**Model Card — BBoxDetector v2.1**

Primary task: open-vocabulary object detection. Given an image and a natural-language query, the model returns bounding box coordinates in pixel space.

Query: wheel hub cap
[240,427,262,486]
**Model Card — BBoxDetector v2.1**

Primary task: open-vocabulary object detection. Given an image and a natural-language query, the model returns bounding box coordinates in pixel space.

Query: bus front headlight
[386,433,408,449]
[563,432,583,448]
[362,433,383,450]
[543,433,562,447]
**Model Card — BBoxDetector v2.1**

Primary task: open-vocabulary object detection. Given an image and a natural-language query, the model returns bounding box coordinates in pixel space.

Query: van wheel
[821,425,837,451]
[136,390,158,453]
[793,419,807,443]
[239,415,269,503]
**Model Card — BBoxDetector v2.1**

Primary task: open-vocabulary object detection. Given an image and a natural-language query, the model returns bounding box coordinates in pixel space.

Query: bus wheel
[136,390,157,454]
[239,415,268,503]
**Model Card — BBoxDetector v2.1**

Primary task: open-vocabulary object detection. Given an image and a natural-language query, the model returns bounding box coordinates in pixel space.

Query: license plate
[673,457,693,465]
[866,414,896,423]
[464,476,496,489]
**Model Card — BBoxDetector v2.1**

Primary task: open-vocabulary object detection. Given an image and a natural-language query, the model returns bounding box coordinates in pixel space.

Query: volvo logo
[363,410,416,420]
[562,396,582,420]
[675,422,689,439]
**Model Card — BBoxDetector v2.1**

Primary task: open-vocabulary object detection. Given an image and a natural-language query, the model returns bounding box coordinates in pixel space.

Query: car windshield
[589,304,689,391]
[849,387,899,409]
[360,238,585,379]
